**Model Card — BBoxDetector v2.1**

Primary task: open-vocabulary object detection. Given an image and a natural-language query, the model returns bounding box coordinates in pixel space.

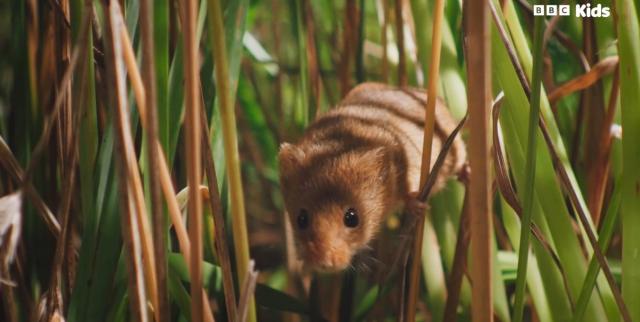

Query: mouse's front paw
[405,192,429,217]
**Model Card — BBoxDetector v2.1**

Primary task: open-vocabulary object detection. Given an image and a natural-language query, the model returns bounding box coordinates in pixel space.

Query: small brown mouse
[279,83,466,271]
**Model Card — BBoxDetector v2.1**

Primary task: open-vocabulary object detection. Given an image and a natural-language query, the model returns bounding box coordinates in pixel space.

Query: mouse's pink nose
[305,242,351,271]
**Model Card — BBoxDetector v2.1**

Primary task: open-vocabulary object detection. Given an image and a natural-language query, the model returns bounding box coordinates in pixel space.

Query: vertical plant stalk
[207,0,256,320]
[120,25,217,321]
[340,0,356,95]
[106,2,149,321]
[111,5,160,314]
[138,0,169,319]
[466,0,493,320]
[182,0,204,319]
[405,0,445,319]
[573,179,623,322]
[120,26,192,269]
[236,261,258,322]
[355,0,366,83]
[443,178,471,322]
[394,0,407,86]
[381,0,390,82]
[201,106,238,321]
[614,2,640,320]
[302,0,321,117]
[293,0,310,123]
[512,6,545,322]
[586,67,619,229]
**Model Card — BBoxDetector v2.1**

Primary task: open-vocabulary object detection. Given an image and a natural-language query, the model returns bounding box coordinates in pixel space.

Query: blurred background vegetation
[0,0,639,321]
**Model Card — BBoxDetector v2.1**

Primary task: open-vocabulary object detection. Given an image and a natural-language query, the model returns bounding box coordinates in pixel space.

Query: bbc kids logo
[533,3,611,17]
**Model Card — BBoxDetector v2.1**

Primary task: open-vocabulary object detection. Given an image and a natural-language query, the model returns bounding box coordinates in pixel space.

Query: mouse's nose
[305,242,351,271]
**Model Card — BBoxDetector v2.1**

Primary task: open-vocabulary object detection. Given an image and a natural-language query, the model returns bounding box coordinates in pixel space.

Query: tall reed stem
[182,0,204,319]
[405,0,445,319]
[466,0,493,321]
[512,4,545,322]
[207,0,256,320]
[138,0,169,319]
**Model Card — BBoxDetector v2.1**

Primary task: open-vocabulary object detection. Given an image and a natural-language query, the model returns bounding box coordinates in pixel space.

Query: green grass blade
[512,5,545,322]
[615,0,640,320]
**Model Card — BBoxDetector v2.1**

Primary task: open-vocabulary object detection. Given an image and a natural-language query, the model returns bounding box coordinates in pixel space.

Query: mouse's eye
[297,209,310,230]
[344,208,359,228]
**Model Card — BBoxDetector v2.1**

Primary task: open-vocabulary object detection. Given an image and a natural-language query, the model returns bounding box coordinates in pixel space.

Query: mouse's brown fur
[279,82,466,271]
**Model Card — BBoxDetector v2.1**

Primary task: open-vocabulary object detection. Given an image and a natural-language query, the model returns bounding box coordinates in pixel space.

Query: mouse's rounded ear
[278,143,306,172]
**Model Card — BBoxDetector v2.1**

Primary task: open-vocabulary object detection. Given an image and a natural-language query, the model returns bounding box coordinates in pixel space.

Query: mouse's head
[278,143,392,272]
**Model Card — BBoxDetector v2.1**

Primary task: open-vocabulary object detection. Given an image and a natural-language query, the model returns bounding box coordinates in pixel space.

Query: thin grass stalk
[340,0,356,95]
[138,0,169,319]
[106,2,149,321]
[121,28,217,320]
[111,7,160,314]
[587,66,619,228]
[465,0,493,320]
[614,2,640,319]
[236,261,258,322]
[381,0,390,82]
[120,26,192,268]
[394,0,407,86]
[573,177,622,322]
[207,0,256,320]
[404,0,445,319]
[46,67,83,318]
[201,106,238,321]
[443,180,470,322]
[182,0,204,318]
[355,0,365,83]
[294,0,310,123]
[302,0,321,117]
[512,6,545,322]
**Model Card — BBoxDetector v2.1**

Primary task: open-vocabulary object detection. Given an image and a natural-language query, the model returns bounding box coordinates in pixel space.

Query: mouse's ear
[352,147,388,179]
[278,143,306,172]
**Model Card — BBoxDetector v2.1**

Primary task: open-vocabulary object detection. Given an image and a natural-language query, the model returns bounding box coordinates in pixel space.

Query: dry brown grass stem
[107,1,149,320]
[182,0,205,319]
[587,67,620,224]
[394,0,407,86]
[381,0,390,82]
[405,0,446,318]
[138,0,170,316]
[201,106,238,321]
[466,0,493,321]
[110,7,159,315]
[119,18,216,322]
[120,28,191,264]
[236,261,258,322]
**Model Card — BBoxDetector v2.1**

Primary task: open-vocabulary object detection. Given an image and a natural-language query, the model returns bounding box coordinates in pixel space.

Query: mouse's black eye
[297,209,310,230]
[344,208,359,228]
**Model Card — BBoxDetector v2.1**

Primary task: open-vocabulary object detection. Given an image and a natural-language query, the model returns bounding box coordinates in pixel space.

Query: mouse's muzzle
[301,239,353,272]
